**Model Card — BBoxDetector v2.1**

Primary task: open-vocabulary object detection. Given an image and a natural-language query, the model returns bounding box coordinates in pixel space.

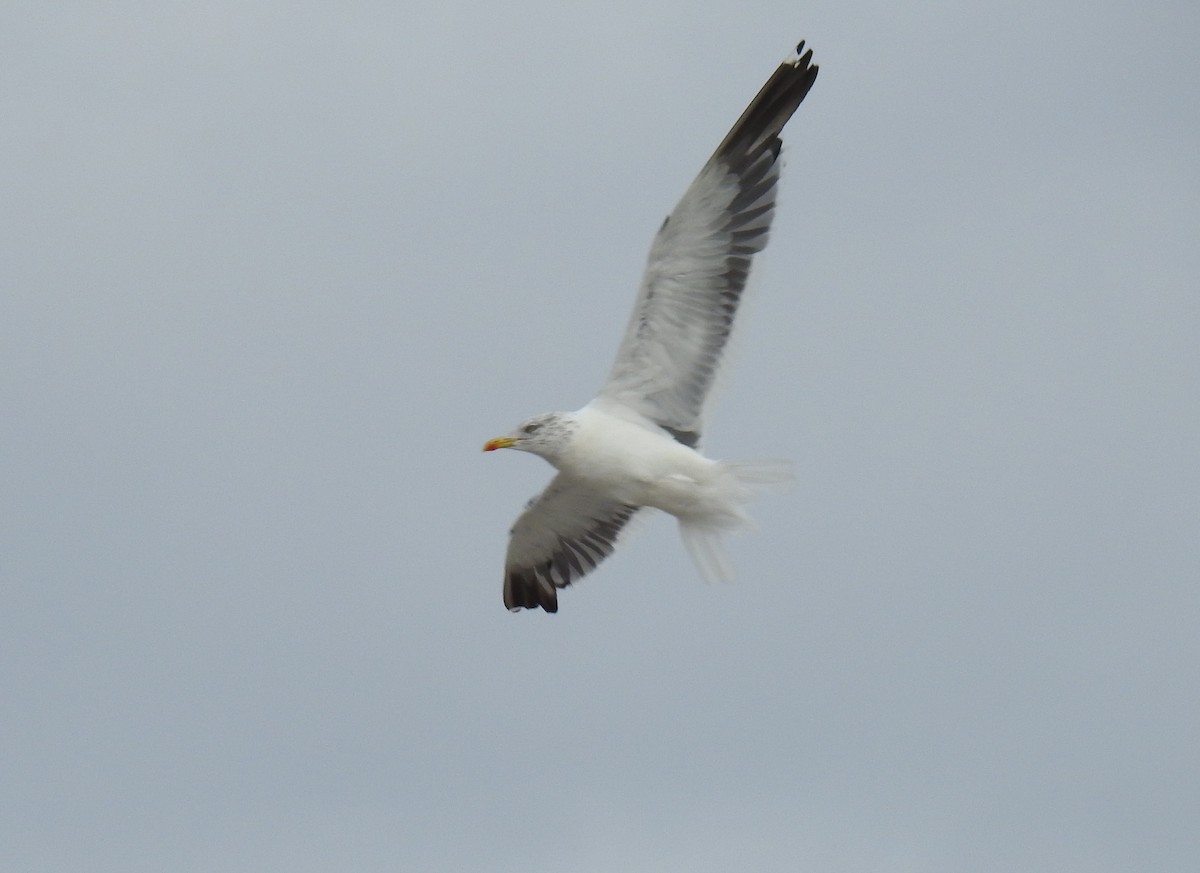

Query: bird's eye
[523,423,541,435]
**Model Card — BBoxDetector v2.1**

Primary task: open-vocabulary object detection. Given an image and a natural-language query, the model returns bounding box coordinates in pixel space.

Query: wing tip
[504,571,559,613]
[710,39,818,166]
[786,39,818,73]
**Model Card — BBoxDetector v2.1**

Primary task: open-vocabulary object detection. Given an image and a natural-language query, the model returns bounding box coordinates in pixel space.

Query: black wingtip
[504,572,559,613]
[709,39,818,165]
[506,602,558,614]
[794,42,816,73]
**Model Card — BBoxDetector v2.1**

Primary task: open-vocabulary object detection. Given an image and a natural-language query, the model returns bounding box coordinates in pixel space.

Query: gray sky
[3,2,1198,871]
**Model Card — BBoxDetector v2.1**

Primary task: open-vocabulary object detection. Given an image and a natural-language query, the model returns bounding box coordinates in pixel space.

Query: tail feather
[676,457,793,583]
[724,458,795,491]
[680,523,736,584]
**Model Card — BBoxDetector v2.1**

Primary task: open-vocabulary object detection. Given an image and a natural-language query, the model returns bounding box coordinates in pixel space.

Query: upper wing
[599,43,819,447]
[503,474,640,613]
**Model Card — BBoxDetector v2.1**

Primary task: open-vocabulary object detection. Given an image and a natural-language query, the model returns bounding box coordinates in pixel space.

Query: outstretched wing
[504,474,640,613]
[600,42,819,447]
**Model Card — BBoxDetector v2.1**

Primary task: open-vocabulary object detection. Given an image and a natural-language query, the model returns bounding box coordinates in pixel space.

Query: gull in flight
[484,42,819,612]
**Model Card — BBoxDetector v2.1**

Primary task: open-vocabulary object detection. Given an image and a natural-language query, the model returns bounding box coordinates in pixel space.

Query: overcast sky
[3,2,1198,871]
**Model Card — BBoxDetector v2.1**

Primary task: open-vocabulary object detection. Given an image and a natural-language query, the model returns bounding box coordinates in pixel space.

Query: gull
[484,41,819,613]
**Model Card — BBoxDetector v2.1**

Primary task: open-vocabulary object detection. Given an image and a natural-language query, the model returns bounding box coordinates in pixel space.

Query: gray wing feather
[600,43,818,443]
[503,474,640,613]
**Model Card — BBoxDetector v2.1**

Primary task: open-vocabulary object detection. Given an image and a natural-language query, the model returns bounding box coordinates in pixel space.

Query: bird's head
[483,412,576,462]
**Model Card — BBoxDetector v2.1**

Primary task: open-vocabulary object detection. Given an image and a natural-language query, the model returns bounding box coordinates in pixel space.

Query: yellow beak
[483,436,517,452]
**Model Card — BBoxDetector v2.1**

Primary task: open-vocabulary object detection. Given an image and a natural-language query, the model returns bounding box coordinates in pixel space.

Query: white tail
[680,522,736,583]
[677,458,793,583]
[723,458,795,491]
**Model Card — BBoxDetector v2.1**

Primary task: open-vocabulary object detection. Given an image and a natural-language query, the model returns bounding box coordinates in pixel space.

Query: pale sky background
[3,2,1198,871]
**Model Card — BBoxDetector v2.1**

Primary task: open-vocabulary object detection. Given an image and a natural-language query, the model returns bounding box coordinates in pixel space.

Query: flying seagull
[484,41,819,612]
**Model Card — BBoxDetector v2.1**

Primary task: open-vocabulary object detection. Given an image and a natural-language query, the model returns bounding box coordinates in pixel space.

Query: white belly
[559,405,731,520]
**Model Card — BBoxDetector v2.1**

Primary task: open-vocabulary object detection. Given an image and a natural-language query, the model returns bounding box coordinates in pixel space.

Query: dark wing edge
[503,477,640,613]
[599,42,819,441]
[709,41,818,174]
[700,41,819,339]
